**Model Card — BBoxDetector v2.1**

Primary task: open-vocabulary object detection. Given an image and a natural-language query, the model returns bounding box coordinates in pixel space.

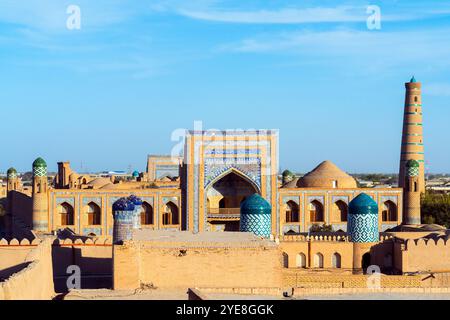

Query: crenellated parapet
[281,235,350,242]
[51,237,112,246]
[0,238,42,246]
[405,236,450,250]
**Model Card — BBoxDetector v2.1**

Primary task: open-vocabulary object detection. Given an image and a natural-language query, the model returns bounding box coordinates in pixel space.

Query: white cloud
[426,83,450,97]
[177,6,367,24]
[216,27,450,75]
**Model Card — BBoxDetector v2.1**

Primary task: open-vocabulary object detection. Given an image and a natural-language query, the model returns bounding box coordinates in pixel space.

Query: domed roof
[132,170,139,177]
[33,157,47,168]
[127,195,143,206]
[282,177,300,188]
[100,183,121,190]
[406,159,419,168]
[297,160,357,188]
[87,177,112,189]
[112,198,135,211]
[7,167,17,175]
[349,193,378,215]
[410,76,417,83]
[240,193,271,213]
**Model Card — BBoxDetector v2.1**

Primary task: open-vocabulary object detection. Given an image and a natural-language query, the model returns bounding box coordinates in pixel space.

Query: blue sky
[1,0,449,174]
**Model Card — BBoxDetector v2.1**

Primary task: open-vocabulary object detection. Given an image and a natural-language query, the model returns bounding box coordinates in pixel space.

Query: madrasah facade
[1,78,423,239]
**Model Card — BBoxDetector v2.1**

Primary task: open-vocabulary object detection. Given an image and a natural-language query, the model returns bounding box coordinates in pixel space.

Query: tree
[421,192,450,227]
[310,223,333,232]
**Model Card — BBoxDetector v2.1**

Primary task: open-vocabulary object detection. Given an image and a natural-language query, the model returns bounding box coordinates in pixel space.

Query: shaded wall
[51,239,112,293]
[0,239,54,300]
[114,241,283,290]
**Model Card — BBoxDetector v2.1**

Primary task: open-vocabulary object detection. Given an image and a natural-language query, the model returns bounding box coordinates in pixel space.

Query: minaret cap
[7,167,17,178]
[410,76,417,83]
[33,157,47,168]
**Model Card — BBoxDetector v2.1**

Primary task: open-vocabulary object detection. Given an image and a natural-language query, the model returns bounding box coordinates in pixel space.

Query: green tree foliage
[421,192,450,227]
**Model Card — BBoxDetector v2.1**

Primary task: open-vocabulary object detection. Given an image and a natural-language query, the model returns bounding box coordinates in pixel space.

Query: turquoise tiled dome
[348,193,379,243]
[132,170,139,178]
[349,193,378,215]
[240,193,271,238]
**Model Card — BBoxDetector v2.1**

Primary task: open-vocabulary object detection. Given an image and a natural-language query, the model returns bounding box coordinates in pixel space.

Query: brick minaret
[399,76,425,195]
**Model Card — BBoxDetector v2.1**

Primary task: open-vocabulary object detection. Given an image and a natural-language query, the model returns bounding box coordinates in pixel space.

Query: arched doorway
[332,200,348,222]
[382,201,397,222]
[282,252,289,268]
[313,253,324,268]
[162,201,179,225]
[332,252,341,268]
[141,202,153,225]
[86,202,101,225]
[206,170,259,231]
[285,201,299,223]
[362,253,371,272]
[309,200,324,222]
[59,202,74,226]
[296,253,306,268]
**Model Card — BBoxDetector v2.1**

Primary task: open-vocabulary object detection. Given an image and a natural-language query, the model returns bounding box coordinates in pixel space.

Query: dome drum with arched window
[240,193,272,238]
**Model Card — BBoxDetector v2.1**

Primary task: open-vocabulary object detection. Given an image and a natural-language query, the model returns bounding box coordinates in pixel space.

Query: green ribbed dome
[406,159,419,168]
[7,167,17,175]
[33,157,47,168]
[282,170,294,177]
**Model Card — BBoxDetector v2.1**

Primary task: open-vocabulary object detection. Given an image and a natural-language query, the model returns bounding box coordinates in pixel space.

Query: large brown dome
[297,160,357,188]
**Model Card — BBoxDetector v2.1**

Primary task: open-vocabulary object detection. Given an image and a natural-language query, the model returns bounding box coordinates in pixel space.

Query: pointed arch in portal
[205,167,261,194]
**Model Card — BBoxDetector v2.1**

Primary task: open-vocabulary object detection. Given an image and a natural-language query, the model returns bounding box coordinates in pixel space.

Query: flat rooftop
[131,230,277,248]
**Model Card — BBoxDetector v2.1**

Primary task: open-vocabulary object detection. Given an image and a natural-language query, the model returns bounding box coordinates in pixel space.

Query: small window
[414,96,418,102]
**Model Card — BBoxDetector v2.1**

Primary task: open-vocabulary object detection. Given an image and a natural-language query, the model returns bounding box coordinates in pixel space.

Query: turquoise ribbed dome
[240,193,271,213]
[132,170,139,177]
[349,193,378,215]
[33,157,47,168]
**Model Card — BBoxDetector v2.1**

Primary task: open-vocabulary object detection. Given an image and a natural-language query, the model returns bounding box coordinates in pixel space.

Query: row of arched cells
[282,252,342,269]
[285,200,398,223]
[57,201,179,226]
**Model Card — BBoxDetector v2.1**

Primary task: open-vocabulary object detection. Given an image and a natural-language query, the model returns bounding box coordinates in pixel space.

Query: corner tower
[32,157,49,232]
[399,76,425,194]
